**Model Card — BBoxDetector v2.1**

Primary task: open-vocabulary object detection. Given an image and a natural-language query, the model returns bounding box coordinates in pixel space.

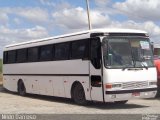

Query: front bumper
[105,87,157,102]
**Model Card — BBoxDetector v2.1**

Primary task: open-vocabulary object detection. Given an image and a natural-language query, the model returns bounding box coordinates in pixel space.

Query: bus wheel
[115,100,128,104]
[72,83,87,105]
[18,80,26,96]
[156,86,160,97]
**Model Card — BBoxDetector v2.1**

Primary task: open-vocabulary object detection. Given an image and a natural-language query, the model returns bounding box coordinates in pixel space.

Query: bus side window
[17,49,27,63]
[28,47,39,62]
[3,51,8,64]
[90,38,101,69]
[55,42,70,60]
[40,45,53,61]
[71,40,89,60]
[8,50,16,64]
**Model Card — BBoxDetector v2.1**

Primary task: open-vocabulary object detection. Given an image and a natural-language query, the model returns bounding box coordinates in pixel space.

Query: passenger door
[90,38,104,102]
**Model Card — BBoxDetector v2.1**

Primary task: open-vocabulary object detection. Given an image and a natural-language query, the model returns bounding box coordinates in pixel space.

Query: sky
[0,0,160,57]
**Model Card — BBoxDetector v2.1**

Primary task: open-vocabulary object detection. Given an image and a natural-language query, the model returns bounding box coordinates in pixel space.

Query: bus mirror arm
[108,54,113,65]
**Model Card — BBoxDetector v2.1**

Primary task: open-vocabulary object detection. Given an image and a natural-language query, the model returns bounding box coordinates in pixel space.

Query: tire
[115,100,128,104]
[18,81,26,96]
[156,86,160,97]
[72,83,87,105]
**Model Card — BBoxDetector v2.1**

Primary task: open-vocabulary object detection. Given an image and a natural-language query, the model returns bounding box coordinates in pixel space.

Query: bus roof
[5,28,147,50]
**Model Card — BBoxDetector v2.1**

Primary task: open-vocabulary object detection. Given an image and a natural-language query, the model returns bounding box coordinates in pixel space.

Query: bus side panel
[3,60,91,99]
[3,75,91,100]
[24,76,64,97]
[39,79,54,96]
[3,75,20,92]
[52,76,65,97]
[3,60,89,75]
[32,77,54,96]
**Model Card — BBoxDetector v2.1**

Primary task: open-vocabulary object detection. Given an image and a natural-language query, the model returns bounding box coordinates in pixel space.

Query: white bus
[3,29,157,105]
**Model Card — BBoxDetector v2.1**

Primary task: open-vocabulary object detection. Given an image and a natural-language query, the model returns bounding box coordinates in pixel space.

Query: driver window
[90,38,101,69]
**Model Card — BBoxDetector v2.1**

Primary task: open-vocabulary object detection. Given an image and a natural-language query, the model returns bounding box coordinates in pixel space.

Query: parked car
[154,56,160,97]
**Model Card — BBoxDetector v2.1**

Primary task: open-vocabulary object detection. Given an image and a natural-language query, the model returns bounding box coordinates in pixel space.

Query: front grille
[122,81,148,89]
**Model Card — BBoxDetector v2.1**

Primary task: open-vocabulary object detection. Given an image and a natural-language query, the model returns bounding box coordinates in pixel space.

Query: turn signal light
[105,83,122,89]
[105,84,112,89]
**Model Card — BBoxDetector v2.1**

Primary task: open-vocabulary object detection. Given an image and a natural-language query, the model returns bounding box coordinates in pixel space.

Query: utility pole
[86,0,92,30]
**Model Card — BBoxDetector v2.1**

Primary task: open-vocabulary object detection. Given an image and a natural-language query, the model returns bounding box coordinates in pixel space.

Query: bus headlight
[106,83,122,89]
[112,84,122,88]
[149,81,157,86]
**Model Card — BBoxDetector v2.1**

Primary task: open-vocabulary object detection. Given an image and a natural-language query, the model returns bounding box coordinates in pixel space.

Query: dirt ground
[0,85,160,114]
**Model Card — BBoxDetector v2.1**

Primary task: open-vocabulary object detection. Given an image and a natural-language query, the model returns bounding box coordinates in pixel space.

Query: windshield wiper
[122,64,144,71]
[122,64,132,71]
[122,66,127,71]
[141,61,148,70]
[140,56,149,70]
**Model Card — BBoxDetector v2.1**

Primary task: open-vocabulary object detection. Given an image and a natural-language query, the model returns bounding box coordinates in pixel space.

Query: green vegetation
[0,59,2,73]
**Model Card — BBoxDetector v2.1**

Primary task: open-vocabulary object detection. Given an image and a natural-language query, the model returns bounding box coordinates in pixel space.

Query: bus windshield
[102,37,154,69]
